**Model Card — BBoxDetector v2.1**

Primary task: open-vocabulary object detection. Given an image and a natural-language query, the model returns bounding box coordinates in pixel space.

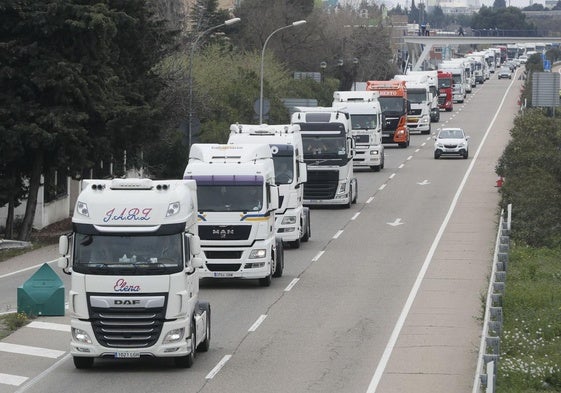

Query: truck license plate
[382,133,390,138]
[213,272,234,278]
[115,352,140,359]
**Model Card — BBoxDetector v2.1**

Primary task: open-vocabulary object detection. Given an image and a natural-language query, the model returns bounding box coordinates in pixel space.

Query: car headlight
[249,249,267,259]
[72,328,92,344]
[163,328,184,344]
[282,216,296,225]
[436,143,444,148]
[458,142,466,148]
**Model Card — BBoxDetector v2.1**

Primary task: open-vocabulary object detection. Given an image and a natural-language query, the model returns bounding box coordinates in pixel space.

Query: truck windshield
[273,156,294,185]
[197,184,263,212]
[351,114,377,130]
[73,233,183,275]
[407,90,427,103]
[438,79,452,89]
[303,136,346,158]
[379,97,404,114]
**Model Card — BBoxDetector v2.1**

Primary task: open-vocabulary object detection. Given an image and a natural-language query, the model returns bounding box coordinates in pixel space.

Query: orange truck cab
[365,80,410,148]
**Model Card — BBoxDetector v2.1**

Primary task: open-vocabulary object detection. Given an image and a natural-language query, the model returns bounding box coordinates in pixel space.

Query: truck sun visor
[184,174,264,185]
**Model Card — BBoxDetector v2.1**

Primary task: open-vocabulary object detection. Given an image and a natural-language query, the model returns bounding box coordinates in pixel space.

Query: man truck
[393,74,433,135]
[57,178,210,369]
[291,107,358,208]
[183,143,284,286]
[228,123,311,248]
[365,80,409,148]
[331,91,385,172]
[437,70,454,111]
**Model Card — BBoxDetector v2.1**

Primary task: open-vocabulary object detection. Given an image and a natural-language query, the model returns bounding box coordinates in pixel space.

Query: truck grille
[438,96,446,105]
[304,170,339,200]
[383,117,400,131]
[89,300,166,348]
[408,109,422,115]
[199,225,252,240]
[206,263,241,272]
[204,250,243,259]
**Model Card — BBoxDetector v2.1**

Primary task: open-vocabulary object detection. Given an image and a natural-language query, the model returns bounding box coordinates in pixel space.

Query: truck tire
[352,181,358,204]
[197,302,211,353]
[301,209,311,242]
[175,320,196,368]
[73,356,94,369]
[273,239,284,278]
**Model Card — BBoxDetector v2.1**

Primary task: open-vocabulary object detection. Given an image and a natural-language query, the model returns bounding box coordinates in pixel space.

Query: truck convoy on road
[227,123,311,248]
[57,178,210,369]
[184,143,284,286]
[331,91,385,172]
[291,107,358,208]
[365,80,410,148]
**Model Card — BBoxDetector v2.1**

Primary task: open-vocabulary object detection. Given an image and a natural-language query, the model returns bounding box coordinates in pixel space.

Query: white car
[434,127,469,159]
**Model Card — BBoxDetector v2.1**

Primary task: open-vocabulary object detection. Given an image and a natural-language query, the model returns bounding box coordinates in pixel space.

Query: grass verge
[496,245,561,392]
[0,312,33,341]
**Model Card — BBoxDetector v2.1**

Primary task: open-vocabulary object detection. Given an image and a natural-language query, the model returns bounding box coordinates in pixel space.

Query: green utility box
[17,263,65,316]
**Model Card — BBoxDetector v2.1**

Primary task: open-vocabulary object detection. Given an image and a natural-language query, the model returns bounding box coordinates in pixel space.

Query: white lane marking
[14,353,71,393]
[389,173,396,179]
[312,251,324,262]
[367,70,517,393]
[421,142,426,146]
[333,230,344,239]
[351,212,360,221]
[366,196,374,204]
[386,218,403,227]
[0,373,28,387]
[248,315,267,332]
[398,164,405,169]
[379,184,386,191]
[415,148,420,153]
[406,156,413,161]
[27,321,70,332]
[284,278,299,292]
[417,180,430,186]
[206,355,232,380]
[0,259,58,279]
[0,343,65,359]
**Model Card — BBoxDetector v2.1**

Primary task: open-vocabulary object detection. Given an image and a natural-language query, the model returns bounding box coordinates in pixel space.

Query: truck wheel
[197,302,211,352]
[259,272,272,287]
[175,320,196,368]
[301,209,311,242]
[352,183,358,204]
[273,239,284,278]
[344,187,352,208]
[73,356,94,369]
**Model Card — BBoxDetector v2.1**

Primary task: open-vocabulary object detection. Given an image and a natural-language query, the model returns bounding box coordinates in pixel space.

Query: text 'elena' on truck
[57,178,210,369]
[228,123,311,248]
[183,143,284,287]
[365,80,410,148]
[331,91,385,172]
[291,107,358,208]
[437,70,454,112]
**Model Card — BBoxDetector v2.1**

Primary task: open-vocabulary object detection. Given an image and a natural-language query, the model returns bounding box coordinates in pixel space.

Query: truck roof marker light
[77,201,89,217]
[156,184,169,191]
[166,202,180,217]
[91,184,105,191]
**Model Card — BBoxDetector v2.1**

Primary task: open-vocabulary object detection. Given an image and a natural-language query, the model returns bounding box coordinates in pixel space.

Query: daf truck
[183,143,284,286]
[331,91,385,172]
[291,107,358,208]
[228,123,311,248]
[57,178,210,369]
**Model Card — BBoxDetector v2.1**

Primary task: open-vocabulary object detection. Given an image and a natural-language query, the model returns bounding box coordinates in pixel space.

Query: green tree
[409,0,419,24]
[493,0,507,8]
[0,0,174,240]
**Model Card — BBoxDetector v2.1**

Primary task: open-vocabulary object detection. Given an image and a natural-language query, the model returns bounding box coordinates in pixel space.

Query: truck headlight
[166,201,180,217]
[72,328,92,344]
[281,216,296,225]
[338,182,347,194]
[249,249,267,259]
[370,150,379,156]
[421,116,430,123]
[76,202,89,217]
[163,328,184,344]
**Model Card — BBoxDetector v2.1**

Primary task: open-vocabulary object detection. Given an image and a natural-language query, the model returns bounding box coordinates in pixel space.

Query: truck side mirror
[299,162,307,183]
[59,235,69,256]
[189,234,201,256]
[270,185,279,211]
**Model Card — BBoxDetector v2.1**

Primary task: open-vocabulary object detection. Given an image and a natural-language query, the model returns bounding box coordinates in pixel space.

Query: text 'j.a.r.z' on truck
[290,107,358,208]
[365,80,410,148]
[331,91,385,172]
[183,143,284,287]
[57,178,210,369]
[228,123,311,249]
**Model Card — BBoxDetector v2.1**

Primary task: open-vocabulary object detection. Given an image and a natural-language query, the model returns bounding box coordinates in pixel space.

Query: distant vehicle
[434,127,469,159]
[518,55,528,64]
[498,67,512,79]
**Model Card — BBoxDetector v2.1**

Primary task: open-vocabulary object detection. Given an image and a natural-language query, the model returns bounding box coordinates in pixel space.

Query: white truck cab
[332,91,385,172]
[58,178,210,369]
[291,107,358,207]
[228,123,311,248]
[393,74,432,134]
[184,143,284,286]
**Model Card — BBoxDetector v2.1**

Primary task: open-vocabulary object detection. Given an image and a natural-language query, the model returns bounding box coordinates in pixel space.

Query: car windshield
[439,129,464,139]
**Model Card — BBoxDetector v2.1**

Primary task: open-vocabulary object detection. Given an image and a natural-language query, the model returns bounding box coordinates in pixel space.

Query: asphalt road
[0,69,522,393]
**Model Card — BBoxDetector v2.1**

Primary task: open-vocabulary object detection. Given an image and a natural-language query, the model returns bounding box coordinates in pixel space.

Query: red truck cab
[437,70,453,112]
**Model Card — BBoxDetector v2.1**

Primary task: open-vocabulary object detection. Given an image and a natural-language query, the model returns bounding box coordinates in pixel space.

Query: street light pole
[188,17,240,151]
[259,20,306,124]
